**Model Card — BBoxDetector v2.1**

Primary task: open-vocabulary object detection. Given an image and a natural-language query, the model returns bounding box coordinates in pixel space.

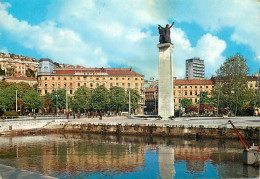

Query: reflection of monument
[158,145,175,179]
[157,22,175,119]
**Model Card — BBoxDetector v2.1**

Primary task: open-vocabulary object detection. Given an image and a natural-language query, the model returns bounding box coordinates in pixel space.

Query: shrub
[4,111,19,117]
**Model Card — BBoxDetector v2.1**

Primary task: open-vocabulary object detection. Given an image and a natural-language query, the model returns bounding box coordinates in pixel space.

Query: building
[0,53,39,77]
[37,58,145,113]
[4,76,38,87]
[144,78,214,113]
[174,79,214,110]
[186,58,205,79]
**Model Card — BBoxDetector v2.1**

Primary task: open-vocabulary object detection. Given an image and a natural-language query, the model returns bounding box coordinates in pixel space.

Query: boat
[228,120,259,166]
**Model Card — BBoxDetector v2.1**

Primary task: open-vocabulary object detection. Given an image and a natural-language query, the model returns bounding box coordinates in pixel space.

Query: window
[70,90,72,94]
[45,90,47,94]
[64,77,66,80]
[116,78,118,80]
[70,77,72,80]
[256,84,258,87]
[195,86,197,88]
[179,86,181,89]
[90,83,93,87]
[96,78,99,80]
[135,83,138,88]
[178,91,181,96]
[78,83,80,87]
[110,78,113,80]
[185,86,187,88]
[200,86,202,88]
[103,77,105,80]
[103,83,105,86]
[45,77,47,80]
[84,83,86,86]
[122,78,125,80]
[70,83,72,86]
[185,91,187,95]
[195,91,197,95]
[52,77,54,80]
[190,91,192,95]
[128,83,130,87]
[58,77,60,80]
[110,83,113,87]
[250,83,253,87]
[179,99,181,103]
[195,99,198,103]
[190,86,192,88]
[135,78,138,80]
[96,83,99,87]
[84,77,86,80]
[116,83,119,86]
[45,83,47,87]
[206,86,208,88]
[78,77,80,80]
[122,83,125,88]
[128,78,130,80]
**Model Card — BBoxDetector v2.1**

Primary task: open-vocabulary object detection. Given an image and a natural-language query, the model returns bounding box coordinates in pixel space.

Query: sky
[0,0,259,79]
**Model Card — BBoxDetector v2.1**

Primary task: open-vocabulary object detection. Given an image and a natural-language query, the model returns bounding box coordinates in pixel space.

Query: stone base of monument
[158,43,175,120]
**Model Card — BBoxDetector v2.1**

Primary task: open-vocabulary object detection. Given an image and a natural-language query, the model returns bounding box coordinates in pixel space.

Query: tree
[72,86,91,112]
[26,68,35,77]
[211,54,250,114]
[198,91,210,104]
[110,86,127,112]
[91,85,110,111]
[23,90,43,113]
[180,98,193,108]
[128,89,140,113]
[48,89,67,110]
[0,89,16,113]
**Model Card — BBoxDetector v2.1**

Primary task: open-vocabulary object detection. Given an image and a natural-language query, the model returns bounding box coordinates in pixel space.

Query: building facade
[144,79,214,113]
[186,58,205,79]
[37,58,145,113]
[0,53,39,77]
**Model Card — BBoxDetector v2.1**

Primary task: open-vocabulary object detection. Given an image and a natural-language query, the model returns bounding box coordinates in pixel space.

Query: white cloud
[0,0,258,79]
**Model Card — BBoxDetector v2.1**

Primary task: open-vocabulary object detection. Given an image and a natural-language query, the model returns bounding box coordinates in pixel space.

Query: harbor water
[0,133,259,178]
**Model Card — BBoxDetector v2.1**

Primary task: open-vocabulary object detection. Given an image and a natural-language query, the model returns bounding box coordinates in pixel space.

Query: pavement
[67,116,260,129]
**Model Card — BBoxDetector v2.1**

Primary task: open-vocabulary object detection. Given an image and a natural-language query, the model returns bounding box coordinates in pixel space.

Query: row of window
[41,76,142,81]
[41,82,139,89]
[176,85,210,89]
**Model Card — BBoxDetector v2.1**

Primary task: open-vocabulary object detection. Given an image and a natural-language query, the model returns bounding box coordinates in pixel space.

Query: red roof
[174,79,214,85]
[52,68,144,76]
[5,76,37,81]
[145,87,157,92]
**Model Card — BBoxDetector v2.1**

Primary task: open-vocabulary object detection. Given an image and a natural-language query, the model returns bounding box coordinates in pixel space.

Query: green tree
[6,68,14,76]
[91,85,110,111]
[211,54,250,114]
[72,86,91,112]
[0,89,16,113]
[180,98,193,108]
[25,68,35,77]
[48,89,67,110]
[23,89,43,113]
[110,86,127,112]
[128,89,140,113]
[198,91,210,104]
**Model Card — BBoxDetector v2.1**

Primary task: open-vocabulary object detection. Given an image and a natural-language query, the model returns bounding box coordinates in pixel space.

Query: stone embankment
[0,116,259,139]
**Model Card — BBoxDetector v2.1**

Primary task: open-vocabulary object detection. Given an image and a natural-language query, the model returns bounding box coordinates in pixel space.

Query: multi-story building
[186,57,205,79]
[0,53,39,77]
[144,79,214,113]
[37,58,145,113]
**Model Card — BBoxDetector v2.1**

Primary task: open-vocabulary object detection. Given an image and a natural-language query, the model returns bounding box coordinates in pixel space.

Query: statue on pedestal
[158,21,174,44]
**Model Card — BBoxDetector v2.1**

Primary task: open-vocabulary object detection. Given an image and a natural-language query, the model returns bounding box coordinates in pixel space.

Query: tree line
[0,82,140,116]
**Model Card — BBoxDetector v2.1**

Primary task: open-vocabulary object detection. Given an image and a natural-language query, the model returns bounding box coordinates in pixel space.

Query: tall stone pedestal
[158,43,174,119]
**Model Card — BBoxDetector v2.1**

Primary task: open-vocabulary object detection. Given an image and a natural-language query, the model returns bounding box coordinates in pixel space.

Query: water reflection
[0,134,259,178]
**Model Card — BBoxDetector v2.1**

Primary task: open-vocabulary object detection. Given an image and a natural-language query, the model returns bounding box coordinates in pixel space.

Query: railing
[1,115,67,121]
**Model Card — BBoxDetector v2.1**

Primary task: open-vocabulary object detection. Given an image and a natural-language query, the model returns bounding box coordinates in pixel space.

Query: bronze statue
[158,21,174,44]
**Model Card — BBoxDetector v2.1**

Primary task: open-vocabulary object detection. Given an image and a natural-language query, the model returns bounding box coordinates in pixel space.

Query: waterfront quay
[0,116,259,140]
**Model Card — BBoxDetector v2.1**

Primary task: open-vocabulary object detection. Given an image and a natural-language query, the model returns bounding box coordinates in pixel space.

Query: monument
[157,21,175,119]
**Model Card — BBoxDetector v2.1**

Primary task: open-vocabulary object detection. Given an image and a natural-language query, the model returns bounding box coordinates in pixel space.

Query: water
[0,134,259,178]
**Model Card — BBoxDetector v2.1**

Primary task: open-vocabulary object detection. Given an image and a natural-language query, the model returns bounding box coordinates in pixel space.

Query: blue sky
[0,0,259,79]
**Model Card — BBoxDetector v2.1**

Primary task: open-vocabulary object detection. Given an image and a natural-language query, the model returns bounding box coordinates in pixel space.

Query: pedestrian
[2,114,5,120]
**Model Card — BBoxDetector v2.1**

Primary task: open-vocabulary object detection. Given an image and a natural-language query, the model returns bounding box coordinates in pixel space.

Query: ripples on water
[0,134,259,178]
